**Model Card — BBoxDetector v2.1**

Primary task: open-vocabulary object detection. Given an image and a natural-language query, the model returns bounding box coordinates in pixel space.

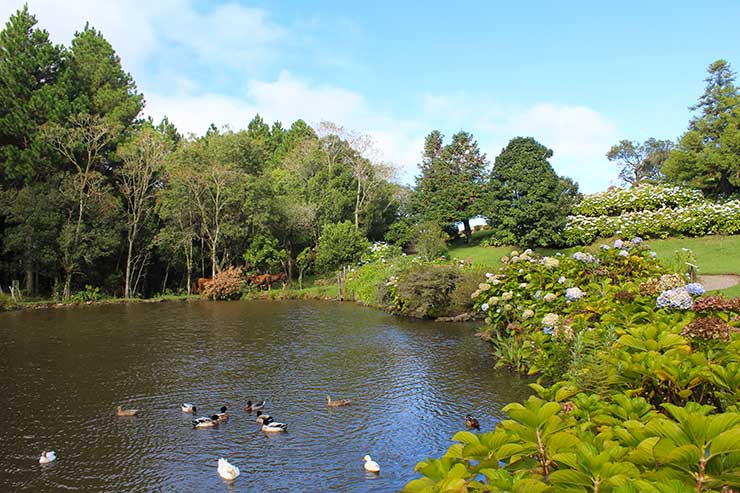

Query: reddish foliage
[201,267,244,300]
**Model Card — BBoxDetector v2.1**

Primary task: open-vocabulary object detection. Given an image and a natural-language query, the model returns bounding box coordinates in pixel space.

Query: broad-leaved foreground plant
[404,240,740,492]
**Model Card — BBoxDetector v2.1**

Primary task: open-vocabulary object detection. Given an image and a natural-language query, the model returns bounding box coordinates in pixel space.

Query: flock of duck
[37,393,395,482]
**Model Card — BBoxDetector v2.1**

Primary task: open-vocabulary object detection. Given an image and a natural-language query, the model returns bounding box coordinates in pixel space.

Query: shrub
[70,285,105,303]
[573,184,703,216]
[202,266,244,300]
[0,293,18,311]
[315,221,370,273]
[414,221,448,260]
[564,199,740,245]
[392,264,460,318]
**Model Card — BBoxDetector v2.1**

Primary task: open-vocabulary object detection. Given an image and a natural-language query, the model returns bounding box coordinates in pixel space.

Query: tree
[243,233,287,274]
[65,23,143,128]
[315,221,370,272]
[169,136,247,277]
[413,130,488,244]
[0,5,66,183]
[117,126,171,298]
[486,137,568,248]
[663,60,740,197]
[414,221,449,261]
[606,138,673,186]
[43,113,120,298]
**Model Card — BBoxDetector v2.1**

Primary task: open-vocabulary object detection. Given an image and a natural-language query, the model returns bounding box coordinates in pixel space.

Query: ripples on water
[0,300,529,492]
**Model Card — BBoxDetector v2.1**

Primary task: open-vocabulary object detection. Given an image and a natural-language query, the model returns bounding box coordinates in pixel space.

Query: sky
[2,1,740,193]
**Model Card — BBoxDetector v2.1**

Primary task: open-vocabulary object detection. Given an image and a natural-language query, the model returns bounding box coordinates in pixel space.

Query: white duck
[363,455,380,473]
[217,458,240,481]
[261,416,288,432]
[181,403,196,413]
[39,451,56,464]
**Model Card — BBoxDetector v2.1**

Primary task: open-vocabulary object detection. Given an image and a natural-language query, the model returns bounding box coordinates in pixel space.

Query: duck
[215,406,229,422]
[39,450,56,464]
[465,414,480,431]
[116,405,139,417]
[192,415,220,429]
[244,400,265,412]
[261,416,288,432]
[255,412,271,424]
[363,455,380,473]
[326,395,351,407]
[217,458,240,481]
[181,403,196,413]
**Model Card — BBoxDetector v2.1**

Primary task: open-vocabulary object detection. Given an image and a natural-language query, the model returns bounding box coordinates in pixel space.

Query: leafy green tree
[315,220,370,272]
[295,247,315,289]
[413,130,488,244]
[43,113,120,298]
[486,137,568,248]
[0,5,66,183]
[606,138,673,186]
[243,233,287,274]
[117,125,171,297]
[663,60,740,197]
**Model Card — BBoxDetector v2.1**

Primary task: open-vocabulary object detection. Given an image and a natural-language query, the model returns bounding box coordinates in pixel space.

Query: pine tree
[0,5,66,182]
[413,130,488,244]
[664,60,740,197]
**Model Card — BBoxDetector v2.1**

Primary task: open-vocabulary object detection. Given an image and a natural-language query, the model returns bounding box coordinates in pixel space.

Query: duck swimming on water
[244,400,265,412]
[465,414,480,430]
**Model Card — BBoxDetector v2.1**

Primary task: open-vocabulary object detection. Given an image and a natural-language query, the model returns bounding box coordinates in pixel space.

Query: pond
[0,300,529,492]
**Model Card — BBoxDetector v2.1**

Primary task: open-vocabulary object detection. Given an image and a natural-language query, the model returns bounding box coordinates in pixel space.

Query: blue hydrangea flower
[543,326,554,335]
[618,250,629,257]
[631,237,643,244]
[614,239,624,248]
[481,303,490,312]
[534,290,542,299]
[685,283,705,296]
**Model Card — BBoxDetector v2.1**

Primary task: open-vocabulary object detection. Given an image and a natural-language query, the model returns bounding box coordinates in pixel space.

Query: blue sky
[3,0,740,192]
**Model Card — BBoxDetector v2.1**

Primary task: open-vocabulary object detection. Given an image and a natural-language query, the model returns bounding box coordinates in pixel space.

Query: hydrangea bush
[572,184,703,216]
[564,199,740,245]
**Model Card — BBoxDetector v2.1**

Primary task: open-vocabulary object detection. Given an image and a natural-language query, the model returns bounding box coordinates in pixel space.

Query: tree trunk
[63,270,72,300]
[355,179,361,229]
[25,268,33,297]
[124,237,134,298]
[463,218,473,244]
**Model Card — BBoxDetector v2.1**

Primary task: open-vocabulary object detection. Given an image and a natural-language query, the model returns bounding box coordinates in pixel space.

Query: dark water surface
[0,300,528,492]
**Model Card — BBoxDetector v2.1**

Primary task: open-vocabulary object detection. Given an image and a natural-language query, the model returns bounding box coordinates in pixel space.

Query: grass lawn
[447,231,740,294]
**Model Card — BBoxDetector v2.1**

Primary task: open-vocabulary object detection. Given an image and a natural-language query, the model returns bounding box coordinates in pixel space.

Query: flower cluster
[565,287,585,301]
[685,283,705,296]
[692,296,740,313]
[542,313,559,334]
[681,317,732,341]
[656,287,693,310]
[572,252,597,263]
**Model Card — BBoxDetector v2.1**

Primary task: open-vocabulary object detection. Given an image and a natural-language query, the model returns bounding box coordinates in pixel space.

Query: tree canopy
[485,137,572,248]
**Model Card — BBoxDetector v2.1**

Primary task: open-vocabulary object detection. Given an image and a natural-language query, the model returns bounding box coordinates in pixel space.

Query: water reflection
[0,300,529,491]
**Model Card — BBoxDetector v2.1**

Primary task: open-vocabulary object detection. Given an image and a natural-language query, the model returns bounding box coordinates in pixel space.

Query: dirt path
[699,274,740,291]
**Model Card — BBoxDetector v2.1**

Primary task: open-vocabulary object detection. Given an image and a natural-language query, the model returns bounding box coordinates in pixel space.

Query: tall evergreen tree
[0,5,66,182]
[663,60,740,196]
[65,23,143,129]
[486,137,568,247]
[413,130,488,244]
